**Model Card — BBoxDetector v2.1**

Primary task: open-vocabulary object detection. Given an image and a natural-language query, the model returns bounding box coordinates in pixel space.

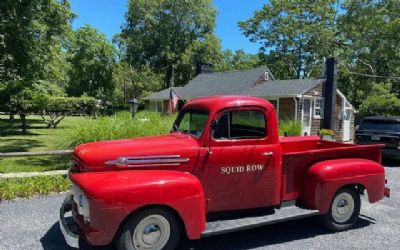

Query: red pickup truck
[60,96,390,250]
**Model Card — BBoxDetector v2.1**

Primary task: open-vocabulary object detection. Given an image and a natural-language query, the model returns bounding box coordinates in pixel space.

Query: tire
[320,187,361,232]
[116,208,181,250]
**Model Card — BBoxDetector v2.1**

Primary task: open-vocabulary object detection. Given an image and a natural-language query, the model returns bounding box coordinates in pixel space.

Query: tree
[121,0,217,88]
[0,0,74,133]
[114,62,164,103]
[359,83,400,116]
[214,49,261,72]
[176,33,222,84]
[238,0,339,79]
[336,0,400,106]
[66,25,117,100]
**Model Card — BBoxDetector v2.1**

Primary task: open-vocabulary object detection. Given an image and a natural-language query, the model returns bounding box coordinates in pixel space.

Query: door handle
[263,151,274,156]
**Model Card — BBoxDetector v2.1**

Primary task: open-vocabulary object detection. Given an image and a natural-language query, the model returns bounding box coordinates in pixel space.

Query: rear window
[359,120,400,131]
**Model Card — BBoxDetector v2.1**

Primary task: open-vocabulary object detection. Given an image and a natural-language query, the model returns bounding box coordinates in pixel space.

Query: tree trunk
[9,114,14,121]
[20,114,27,134]
[171,63,175,88]
[164,65,172,88]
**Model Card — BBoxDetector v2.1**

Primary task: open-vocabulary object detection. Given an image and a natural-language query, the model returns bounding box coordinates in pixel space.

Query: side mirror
[210,119,218,131]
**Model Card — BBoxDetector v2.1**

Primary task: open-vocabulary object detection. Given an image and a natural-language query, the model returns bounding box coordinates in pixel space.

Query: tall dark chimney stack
[323,57,337,130]
[196,62,213,75]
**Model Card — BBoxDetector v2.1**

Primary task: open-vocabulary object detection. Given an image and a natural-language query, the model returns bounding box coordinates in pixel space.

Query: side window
[213,110,266,140]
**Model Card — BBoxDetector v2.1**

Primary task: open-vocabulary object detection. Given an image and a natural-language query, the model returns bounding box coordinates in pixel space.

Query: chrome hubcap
[133,215,170,250]
[332,193,355,223]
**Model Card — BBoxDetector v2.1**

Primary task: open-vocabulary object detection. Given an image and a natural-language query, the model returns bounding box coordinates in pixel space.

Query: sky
[69,0,265,54]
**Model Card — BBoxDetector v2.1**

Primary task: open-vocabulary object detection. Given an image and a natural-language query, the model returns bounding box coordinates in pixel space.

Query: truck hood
[73,133,200,172]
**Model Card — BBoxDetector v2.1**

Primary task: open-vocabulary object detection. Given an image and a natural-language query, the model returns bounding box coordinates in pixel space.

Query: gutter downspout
[293,96,300,121]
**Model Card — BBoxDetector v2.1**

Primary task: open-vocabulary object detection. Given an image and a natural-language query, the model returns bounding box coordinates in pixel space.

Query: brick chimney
[196,62,213,75]
[323,57,337,130]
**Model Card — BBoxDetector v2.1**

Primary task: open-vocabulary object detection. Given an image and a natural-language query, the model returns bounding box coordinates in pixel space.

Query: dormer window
[264,72,269,81]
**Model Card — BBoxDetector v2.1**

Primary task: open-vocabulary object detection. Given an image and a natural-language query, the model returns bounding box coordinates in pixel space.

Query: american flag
[168,88,180,114]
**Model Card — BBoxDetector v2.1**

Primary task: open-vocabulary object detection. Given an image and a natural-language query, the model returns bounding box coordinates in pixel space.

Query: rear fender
[70,170,206,243]
[301,159,385,214]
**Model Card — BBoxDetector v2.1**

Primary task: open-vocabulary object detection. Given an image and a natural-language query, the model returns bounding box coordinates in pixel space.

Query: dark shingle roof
[178,66,273,98]
[142,87,183,100]
[143,67,324,101]
[243,79,324,97]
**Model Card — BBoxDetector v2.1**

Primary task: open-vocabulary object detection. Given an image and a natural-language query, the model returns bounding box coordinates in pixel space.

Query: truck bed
[279,136,383,201]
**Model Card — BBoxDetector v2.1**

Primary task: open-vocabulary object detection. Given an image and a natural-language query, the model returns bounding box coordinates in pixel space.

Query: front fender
[301,159,385,214]
[70,170,206,244]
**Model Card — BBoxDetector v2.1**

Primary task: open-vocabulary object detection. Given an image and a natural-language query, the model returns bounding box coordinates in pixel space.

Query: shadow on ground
[382,158,400,167]
[0,138,44,152]
[41,215,374,250]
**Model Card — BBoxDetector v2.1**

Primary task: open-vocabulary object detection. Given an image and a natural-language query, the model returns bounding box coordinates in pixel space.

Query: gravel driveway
[0,165,399,250]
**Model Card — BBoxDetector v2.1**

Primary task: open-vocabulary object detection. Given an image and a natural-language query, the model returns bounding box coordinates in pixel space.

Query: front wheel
[116,208,181,250]
[320,187,361,232]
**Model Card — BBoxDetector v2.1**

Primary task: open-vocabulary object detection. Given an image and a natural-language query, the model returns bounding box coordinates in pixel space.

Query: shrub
[359,94,400,116]
[320,129,334,136]
[279,120,301,136]
[60,111,177,148]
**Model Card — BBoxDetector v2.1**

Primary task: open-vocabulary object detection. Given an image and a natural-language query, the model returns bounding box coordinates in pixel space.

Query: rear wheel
[320,187,361,232]
[116,208,181,250]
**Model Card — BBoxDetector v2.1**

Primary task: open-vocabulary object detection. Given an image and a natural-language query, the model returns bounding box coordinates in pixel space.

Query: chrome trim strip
[105,155,189,167]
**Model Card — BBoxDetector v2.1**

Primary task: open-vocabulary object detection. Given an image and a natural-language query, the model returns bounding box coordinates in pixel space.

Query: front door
[343,108,352,141]
[301,98,312,135]
[204,108,279,212]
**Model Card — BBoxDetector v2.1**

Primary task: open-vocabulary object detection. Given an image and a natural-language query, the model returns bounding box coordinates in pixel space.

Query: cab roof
[183,95,274,112]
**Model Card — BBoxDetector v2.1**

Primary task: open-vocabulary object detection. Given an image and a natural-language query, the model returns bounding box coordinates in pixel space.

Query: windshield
[359,120,400,131]
[173,109,209,138]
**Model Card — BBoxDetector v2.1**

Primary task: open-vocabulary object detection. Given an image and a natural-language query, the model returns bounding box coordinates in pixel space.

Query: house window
[150,101,163,112]
[213,110,266,140]
[314,97,324,119]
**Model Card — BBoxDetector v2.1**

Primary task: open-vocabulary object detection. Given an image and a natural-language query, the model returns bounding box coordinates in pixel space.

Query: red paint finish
[301,159,386,213]
[70,170,205,243]
[65,96,389,246]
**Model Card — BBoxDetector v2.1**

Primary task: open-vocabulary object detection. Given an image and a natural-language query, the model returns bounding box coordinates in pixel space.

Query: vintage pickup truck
[60,96,390,250]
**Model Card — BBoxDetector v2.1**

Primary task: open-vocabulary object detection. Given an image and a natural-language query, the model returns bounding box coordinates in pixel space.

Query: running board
[201,206,319,237]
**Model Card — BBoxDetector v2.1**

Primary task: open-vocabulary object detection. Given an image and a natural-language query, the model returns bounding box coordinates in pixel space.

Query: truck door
[204,108,280,212]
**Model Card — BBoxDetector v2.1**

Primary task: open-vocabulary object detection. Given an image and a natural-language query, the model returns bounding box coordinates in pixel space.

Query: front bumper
[59,195,79,248]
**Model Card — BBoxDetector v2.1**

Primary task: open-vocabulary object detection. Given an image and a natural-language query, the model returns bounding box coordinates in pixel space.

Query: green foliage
[214,49,261,72]
[0,0,74,133]
[239,0,337,79]
[336,0,400,106]
[279,120,302,136]
[114,62,164,103]
[41,96,98,116]
[320,129,334,136]
[359,95,400,117]
[177,33,222,84]
[67,25,117,99]
[358,83,400,116]
[60,111,177,148]
[0,175,71,200]
[121,0,218,87]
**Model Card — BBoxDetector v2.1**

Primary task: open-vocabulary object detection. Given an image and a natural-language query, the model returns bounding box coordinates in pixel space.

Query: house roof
[176,66,274,98]
[143,67,326,101]
[243,79,325,97]
[142,87,184,100]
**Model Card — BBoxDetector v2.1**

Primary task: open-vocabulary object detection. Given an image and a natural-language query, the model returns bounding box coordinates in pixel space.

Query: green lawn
[0,112,176,173]
[0,115,83,173]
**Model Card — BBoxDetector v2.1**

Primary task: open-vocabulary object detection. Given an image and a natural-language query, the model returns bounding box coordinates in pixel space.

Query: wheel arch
[115,204,187,241]
[301,158,385,213]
